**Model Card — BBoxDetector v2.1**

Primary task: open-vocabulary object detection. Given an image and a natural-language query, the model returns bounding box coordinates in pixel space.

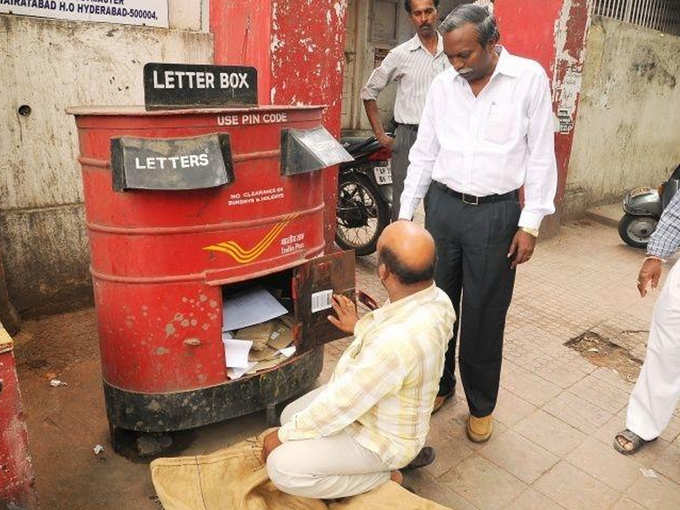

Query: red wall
[0,346,36,508]
[210,0,273,105]
[495,0,591,206]
[494,0,562,75]
[210,0,348,250]
[268,1,348,247]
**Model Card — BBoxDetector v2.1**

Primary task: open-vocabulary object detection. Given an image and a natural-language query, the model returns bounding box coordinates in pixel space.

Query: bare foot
[390,470,403,485]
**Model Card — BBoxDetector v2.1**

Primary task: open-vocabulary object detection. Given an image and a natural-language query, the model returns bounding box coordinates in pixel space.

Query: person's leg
[390,125,414,222]
[459,199,520,418]
[280,385,327,425]
[425,184,463,398]
[266,431,391,499]
[624,262,680,442]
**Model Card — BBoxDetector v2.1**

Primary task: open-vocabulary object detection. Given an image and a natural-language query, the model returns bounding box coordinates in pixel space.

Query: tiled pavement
[326,216,680,509]
[15,215,680,509]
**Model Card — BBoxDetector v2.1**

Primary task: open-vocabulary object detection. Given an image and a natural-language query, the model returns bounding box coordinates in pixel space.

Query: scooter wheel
[618,214,657,249]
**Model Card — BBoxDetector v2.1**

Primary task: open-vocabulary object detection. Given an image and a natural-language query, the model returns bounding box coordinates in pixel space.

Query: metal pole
[661,0,669,32]
[642,0,652,28]
[651,0,661,30]
[624,0,634,22]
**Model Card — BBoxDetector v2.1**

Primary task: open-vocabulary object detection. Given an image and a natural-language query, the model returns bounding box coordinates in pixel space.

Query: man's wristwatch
[520,227,539,238]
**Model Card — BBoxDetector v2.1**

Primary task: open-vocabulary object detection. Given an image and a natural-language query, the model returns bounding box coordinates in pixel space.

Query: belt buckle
[461,193,479,206]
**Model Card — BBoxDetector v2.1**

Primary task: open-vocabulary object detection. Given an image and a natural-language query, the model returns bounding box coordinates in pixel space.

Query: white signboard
[0,0,169,28]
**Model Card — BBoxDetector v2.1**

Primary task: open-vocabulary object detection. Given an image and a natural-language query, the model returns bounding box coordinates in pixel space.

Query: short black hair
[378,246,435,285]
[440,4,500,47]
[404,0,440,14]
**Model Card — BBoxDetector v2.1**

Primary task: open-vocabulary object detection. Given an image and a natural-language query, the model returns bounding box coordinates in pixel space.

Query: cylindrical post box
[68,105,355,446]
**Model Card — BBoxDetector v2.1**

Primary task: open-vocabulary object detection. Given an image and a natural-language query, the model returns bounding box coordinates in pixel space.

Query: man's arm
[277,332,406,442]
[638,190,680,296]
[360,52,399,149]
[507,70,557,268]
[521,69,558,231]
[398,80,441,220]
[363,99,394,149]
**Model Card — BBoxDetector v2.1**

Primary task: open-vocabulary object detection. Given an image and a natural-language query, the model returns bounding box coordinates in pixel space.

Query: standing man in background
[399,5,557,441]
[614,189,680,455]
[360,0,449,221]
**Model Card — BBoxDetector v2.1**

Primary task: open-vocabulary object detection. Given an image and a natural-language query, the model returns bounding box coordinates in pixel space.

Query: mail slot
[67,103,355,448]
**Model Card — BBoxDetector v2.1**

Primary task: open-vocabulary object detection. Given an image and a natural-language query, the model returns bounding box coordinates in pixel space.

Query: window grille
[592,0,680,36]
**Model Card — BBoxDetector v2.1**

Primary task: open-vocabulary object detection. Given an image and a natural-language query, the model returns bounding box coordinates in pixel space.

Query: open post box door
[293,250,355,352]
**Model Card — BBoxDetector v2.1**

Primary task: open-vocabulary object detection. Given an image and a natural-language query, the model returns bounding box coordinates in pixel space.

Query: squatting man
[262,221,455,499]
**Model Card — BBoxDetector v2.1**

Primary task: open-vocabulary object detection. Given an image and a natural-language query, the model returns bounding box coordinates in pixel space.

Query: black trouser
[426,182,520,417]
[391,124,431,221]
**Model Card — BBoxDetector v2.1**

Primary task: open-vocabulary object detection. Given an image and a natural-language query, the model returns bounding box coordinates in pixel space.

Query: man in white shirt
[399,5,557,441]
[361,0,450,221]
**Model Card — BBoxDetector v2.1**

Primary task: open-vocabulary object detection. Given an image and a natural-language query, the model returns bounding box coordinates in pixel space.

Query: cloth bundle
[150,431,452,510]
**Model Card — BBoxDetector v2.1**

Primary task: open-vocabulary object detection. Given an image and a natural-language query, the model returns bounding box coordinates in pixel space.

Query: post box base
[103,346,323,447]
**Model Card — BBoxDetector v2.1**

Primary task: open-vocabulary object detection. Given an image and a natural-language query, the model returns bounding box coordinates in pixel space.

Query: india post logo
[202,213,300,264]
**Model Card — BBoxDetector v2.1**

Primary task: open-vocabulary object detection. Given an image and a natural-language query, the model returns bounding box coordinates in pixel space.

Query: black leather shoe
[403,446,435,470]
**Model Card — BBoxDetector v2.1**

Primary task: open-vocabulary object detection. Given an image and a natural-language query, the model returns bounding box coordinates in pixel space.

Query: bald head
[377,221,436,285]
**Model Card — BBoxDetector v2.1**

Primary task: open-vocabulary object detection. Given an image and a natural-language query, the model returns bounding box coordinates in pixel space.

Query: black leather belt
[395,123,418,131]
[433,181,519,206]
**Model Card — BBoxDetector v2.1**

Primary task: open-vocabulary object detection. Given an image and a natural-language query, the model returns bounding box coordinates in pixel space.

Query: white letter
[164,71,175,89]
[153,70,165,89]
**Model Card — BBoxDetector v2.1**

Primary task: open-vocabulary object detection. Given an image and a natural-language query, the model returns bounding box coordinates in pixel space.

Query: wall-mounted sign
[0,0,168,28]
[144,63,258,110]
[110,133,233,191]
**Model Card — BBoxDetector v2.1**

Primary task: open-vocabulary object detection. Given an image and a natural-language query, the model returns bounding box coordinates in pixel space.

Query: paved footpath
[12,216,680,509]
[342,216,680,510]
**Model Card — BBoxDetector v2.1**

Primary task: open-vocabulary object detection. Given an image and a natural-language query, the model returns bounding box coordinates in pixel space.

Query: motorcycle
[335,135,393,256]
[619,164,680,249]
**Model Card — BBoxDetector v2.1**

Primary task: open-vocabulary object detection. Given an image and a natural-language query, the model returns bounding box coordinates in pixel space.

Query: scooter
[619,165,680,249]
[335,135,393,256]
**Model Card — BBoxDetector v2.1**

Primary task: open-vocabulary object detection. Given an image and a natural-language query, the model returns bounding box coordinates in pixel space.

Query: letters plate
[144,63,257,110]
[110,133,234,191]
[374,163,392,185]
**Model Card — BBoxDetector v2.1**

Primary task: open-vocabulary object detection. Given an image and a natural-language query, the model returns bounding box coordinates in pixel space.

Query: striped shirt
[360,33,450,125]
[473,0,494,12]
[277,284,455,469]
[648,190,680,259]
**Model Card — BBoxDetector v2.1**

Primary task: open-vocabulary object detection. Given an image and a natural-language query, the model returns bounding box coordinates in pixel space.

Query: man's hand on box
[327,294,358,334]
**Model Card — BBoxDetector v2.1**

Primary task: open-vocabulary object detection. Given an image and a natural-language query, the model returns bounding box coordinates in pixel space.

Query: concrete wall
[0,7,213,316]
[564,16,680,218]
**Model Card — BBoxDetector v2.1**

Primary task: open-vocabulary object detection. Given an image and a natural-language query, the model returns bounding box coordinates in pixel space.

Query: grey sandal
[403,446,435,470]
[613,429,656,455]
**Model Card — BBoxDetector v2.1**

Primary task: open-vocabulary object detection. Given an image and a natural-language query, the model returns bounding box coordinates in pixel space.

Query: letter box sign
[110,133,234,191]
[144,63,257,110]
